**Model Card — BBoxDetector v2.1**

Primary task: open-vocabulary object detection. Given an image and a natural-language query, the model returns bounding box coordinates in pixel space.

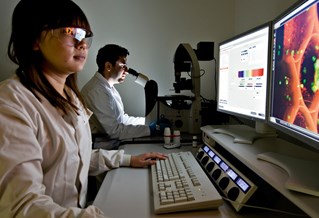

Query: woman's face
[35,27,90,79]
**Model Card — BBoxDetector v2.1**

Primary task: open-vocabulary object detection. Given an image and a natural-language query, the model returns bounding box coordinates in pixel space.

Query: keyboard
[151,151,223,214]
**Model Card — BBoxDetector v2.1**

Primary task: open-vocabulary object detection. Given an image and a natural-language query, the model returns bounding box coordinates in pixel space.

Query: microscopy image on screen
[272,2,319,134]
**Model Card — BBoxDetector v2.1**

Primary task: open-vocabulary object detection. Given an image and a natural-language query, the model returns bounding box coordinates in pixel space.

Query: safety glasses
[51,27,93,48]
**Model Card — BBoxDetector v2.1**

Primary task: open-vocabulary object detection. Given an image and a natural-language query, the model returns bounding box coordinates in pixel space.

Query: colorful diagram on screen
[273,3,319,133]
[238,68,264,78]
[238,68,264,89]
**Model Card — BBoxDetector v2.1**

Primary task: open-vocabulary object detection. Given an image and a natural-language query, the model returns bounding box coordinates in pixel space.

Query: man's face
[111,56,128,83]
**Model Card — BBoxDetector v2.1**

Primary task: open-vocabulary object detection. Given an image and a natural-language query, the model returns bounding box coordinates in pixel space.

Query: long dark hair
[8,0,92,114]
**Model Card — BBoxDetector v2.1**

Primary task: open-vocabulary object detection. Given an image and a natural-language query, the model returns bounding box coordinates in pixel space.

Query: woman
[0,0,166,217]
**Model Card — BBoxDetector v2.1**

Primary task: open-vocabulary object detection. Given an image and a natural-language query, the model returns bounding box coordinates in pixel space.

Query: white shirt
[0,75,131,217]
[81,72,150,141]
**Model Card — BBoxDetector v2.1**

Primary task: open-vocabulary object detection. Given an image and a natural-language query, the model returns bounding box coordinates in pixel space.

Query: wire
[200,95,213,103]
[222,196,309,217]
[186,69,206,78]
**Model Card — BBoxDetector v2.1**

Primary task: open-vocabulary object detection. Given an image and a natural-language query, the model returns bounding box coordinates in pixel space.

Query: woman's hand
[130,152,167,168]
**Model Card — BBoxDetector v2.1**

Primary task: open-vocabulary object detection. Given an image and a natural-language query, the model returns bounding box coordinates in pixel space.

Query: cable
[222,196,309,217]
[186,69,206,78]
[200,95,214,103]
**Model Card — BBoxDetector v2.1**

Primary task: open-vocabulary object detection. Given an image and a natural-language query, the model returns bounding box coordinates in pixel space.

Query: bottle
[192,136,197,148]
[163,127,171,145]
[173,130,181,146]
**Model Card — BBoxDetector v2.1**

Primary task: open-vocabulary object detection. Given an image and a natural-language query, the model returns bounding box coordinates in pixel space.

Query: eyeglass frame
[50,27,93,48]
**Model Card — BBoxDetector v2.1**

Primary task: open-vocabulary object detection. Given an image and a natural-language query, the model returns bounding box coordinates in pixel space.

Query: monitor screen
[269,0,319,152]
[217,22,271,122]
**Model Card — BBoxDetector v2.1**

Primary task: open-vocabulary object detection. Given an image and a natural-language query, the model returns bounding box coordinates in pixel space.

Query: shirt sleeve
[122,112,145,125]
[89,149,131,176]
[83,83,150,140]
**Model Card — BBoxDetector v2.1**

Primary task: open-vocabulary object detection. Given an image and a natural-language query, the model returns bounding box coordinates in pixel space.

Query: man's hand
[130,152,167,168]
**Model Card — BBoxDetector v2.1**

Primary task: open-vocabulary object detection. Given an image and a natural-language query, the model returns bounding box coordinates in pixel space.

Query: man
[81,44,151,149]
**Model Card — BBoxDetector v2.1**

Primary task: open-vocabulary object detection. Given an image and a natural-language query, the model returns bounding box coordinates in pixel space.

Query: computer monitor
[215,22,276,144]
[261,0,319,198]
[269,0,319,153]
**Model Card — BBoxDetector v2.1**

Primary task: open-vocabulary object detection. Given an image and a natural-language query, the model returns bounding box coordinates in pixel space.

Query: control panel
[196,142,257,211]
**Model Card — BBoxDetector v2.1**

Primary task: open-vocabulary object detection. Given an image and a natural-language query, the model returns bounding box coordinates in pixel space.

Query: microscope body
[172,43,202,134]
[144,42,214,134]
[146,95,198,134]
[147,43,213,134]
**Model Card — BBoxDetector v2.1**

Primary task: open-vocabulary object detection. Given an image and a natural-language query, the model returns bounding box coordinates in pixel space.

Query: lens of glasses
[51,27,93,48]
[118,63,127,69]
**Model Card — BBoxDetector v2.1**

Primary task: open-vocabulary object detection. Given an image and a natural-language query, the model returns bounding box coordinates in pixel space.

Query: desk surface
[93,143,298,218]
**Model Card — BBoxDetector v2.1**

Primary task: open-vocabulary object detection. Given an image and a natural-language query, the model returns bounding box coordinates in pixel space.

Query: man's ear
[105,62,112,72]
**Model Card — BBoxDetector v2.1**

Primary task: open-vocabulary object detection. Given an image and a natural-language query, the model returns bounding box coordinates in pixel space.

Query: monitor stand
[257,152,319,197]
[212,122,277,144]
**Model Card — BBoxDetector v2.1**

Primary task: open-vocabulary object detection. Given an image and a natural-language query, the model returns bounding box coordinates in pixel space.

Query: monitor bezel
[268,0,319,153]
[216,21,273,123]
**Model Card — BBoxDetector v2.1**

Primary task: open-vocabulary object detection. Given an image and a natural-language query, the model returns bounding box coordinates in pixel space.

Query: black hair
[8,0,92,114]
[96,44,129,73]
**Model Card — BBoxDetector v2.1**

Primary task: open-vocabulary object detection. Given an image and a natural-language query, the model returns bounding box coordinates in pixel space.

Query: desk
[120,133,201,145]
[93,143,298,218]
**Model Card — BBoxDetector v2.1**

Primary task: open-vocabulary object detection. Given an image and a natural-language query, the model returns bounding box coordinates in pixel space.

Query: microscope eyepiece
[127,68,139,77]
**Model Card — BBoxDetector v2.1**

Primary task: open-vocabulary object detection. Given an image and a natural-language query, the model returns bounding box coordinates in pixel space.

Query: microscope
[128,42,214,134]
[147,42,214,134]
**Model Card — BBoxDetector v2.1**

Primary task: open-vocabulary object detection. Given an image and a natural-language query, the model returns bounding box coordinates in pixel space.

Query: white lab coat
[0,75,131,218]
[81,72,150,141]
